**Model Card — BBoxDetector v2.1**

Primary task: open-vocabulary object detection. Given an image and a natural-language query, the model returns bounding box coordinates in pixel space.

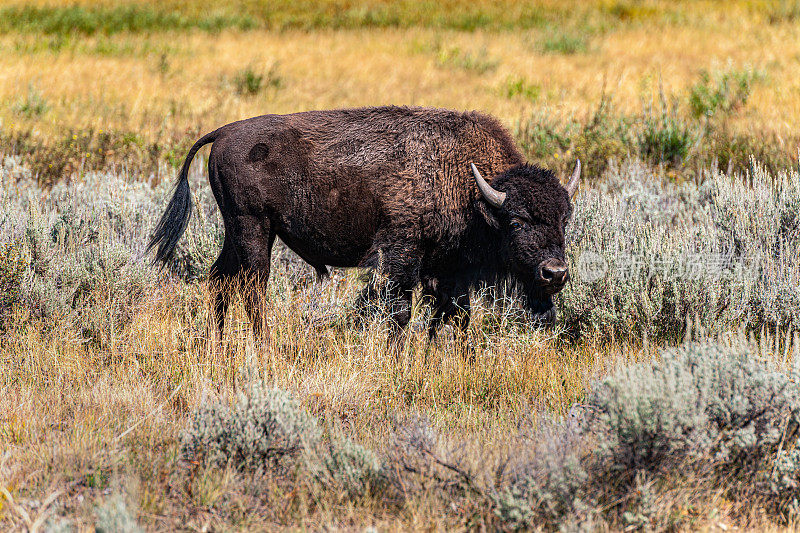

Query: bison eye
[510,217,525,230]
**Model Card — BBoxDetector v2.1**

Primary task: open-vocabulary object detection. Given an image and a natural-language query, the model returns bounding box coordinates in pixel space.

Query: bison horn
[564,160,581,198]
[471,163,506,208]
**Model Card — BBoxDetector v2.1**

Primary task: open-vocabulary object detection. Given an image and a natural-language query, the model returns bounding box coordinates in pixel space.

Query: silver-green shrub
[3,152,798,346]
[306,434,386,498]
[587,341,800,475]
[0,156,222,341]
[772,442,800,495]
[492,415,594,530]
[562,160,800,341]
[491,339,800,529]
[94,494,143,533]
[181,381,319,471]
[44,518,73,533]
[0,155,332,342]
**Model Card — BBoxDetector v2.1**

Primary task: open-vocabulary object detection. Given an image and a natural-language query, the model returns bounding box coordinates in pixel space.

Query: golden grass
[0,275,642,529]
[3,276,788,529]
[2,1,800,529]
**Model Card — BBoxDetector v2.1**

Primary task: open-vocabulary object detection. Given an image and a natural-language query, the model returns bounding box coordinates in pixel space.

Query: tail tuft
[147,175,193,264]
[147,130,217,265]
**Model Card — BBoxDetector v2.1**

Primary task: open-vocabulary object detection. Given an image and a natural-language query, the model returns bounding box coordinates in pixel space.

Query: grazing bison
[148,106,579,337]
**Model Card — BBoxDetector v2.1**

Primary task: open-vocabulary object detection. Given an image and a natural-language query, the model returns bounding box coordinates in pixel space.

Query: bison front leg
[356,236,421,347]
[435,293,471,339]
[384,240,421,332]
[354,275,415,334]
[423,279,471,341]
[438,290,473,360]
[352,278,380,325]
[387,285,414,333]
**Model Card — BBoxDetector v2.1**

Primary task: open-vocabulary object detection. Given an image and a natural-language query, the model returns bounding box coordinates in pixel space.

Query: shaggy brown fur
[148,106,576,337]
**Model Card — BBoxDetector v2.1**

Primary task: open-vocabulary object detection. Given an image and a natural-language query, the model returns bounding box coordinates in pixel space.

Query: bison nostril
[539,261,569,285]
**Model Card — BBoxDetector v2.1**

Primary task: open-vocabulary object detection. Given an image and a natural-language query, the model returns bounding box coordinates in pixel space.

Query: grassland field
[2,1,800,531]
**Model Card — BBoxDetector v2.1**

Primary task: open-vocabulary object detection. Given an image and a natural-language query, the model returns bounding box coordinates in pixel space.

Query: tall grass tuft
[12,85,49,118]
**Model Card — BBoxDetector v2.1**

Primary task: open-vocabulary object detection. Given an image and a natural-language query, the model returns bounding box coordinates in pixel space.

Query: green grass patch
[638,96,693,167]
[539,30,590,54]
[233,64,283,96]
[0,5,257,36]
[10,33,187,58]
[12,85,49,118]
[433,43,499,74]
[688,67,761,119]
[515,94,632,179]
[514,66,792,181]
[0,1,693,35]
[503,77,541,102]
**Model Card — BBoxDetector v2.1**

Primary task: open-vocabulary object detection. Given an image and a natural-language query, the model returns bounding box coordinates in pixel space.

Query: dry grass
[0,276,636,530]
[2,1,800,530]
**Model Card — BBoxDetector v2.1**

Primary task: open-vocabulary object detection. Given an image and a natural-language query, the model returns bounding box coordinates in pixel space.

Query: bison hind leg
[229,215,276,338]
[313,264,330,281]
[209,236,241,338]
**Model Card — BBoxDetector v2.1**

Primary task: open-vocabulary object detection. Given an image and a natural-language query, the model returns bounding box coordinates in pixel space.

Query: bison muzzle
[147,106,579,339]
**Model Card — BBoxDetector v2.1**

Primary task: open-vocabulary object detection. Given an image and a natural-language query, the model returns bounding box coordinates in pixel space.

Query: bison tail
[147,130,218,265]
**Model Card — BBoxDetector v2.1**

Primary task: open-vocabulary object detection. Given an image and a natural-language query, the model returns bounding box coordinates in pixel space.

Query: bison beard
[147,106,578,341]
[522,290,557,327]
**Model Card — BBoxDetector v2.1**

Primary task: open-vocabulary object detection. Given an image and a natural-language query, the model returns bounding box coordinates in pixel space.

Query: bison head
[472,161,580,325]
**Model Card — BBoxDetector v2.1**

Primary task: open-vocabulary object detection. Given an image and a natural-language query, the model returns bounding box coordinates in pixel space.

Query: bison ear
[475,199,501,229]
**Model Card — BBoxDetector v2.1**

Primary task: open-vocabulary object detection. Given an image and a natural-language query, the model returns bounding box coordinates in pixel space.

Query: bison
[147,106,579,338]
